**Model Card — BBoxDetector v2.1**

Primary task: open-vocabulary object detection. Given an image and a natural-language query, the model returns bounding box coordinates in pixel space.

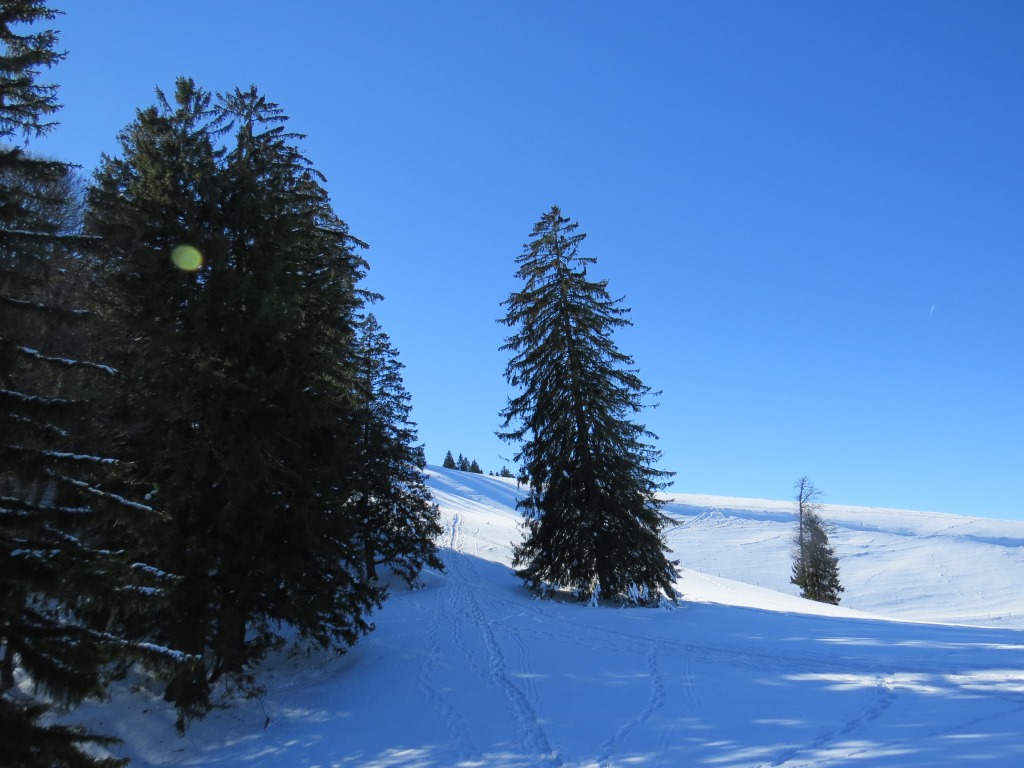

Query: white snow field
[69,466,1024,767]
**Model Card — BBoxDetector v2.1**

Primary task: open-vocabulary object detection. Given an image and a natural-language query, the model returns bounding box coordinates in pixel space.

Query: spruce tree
[499,206,678,605]
[1,3,164,764]
[86,77,225,719]
[442,450,457,469]
[790,477,844,605]
[351,313,443,585]
[87,80,380,724]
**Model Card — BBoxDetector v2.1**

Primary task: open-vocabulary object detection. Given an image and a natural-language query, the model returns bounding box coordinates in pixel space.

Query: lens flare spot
[171,245,203,271]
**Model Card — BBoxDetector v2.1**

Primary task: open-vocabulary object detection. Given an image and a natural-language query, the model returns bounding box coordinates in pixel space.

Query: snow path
[62,467,1024,766]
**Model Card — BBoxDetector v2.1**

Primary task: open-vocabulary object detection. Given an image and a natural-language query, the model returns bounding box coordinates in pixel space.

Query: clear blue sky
[34,1,1023,519]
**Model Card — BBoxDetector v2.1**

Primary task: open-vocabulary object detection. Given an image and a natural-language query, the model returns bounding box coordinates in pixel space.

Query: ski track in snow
[424,473,1024,767]
[596,642,665,767]
[434,510,562,766]
[417,539,481,762]
[762,674,896,767]
[56,467,1024,767]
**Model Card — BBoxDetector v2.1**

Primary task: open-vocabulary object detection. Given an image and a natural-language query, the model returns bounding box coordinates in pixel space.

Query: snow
[63,466,1024,766]
[40,450,119,464]
[0,387,75,406]
[56,475,156,513]
[16,344,119,374]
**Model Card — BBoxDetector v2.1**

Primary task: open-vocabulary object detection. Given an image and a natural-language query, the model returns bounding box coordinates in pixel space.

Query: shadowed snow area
[66,466,1024,766]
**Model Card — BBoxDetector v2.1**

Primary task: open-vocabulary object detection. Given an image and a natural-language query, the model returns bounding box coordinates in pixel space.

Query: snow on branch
[136,642,199,664]
[131,561,176,580]
[1,494,91,516]
[88,630,198,663]
[0,293,90,317]
[9,444,120,465]
[41,450,119,464]
[7,412,70,437]
[51,474,157,514]
[15,344,118,374]
[0,388,77,406]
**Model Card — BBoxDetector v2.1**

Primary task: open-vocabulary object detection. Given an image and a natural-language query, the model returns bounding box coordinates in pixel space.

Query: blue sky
[35,2,1022,519]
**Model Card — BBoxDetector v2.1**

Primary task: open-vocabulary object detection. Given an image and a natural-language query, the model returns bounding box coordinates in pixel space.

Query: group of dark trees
[442,450,483,474]
[440,452,516,480]
[1,3,440,764]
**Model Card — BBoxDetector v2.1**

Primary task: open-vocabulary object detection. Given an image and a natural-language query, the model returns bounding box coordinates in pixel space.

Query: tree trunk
[365,535,378,581]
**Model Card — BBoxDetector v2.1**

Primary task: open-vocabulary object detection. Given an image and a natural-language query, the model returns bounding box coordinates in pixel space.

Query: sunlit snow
[65,466,1024,767]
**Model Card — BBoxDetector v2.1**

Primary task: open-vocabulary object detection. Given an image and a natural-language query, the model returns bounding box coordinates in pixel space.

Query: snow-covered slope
[68,466,1024,766]
[659,492,1024,628]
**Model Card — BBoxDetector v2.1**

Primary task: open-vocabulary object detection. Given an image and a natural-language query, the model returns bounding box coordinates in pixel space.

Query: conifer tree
[790,477,844,605]
[456,453,470,472]
[1,3,165,763]
[351,313,443,584]
[85,77,225,719]
[442,450,457,469]
[87,80,380,724]
[499,206,678,605]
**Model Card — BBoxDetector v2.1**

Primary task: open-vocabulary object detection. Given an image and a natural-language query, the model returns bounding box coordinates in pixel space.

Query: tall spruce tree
[351,313,443,585]
[1,3,165,765]
[86,80,380,724]
[499,206,678,605]
[85,77,225,720]
[790,476,844,605]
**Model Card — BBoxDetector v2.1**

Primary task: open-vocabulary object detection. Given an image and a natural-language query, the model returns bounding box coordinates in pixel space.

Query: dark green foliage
[790,477,844,605]
[498,466,515,478]
[1,3,158,763]
[446,452,483,473]
[85,79,228,720]
[87,79,381,725]
[499,206,678,605]
[351,313,443,585]
[0,697,127,768]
